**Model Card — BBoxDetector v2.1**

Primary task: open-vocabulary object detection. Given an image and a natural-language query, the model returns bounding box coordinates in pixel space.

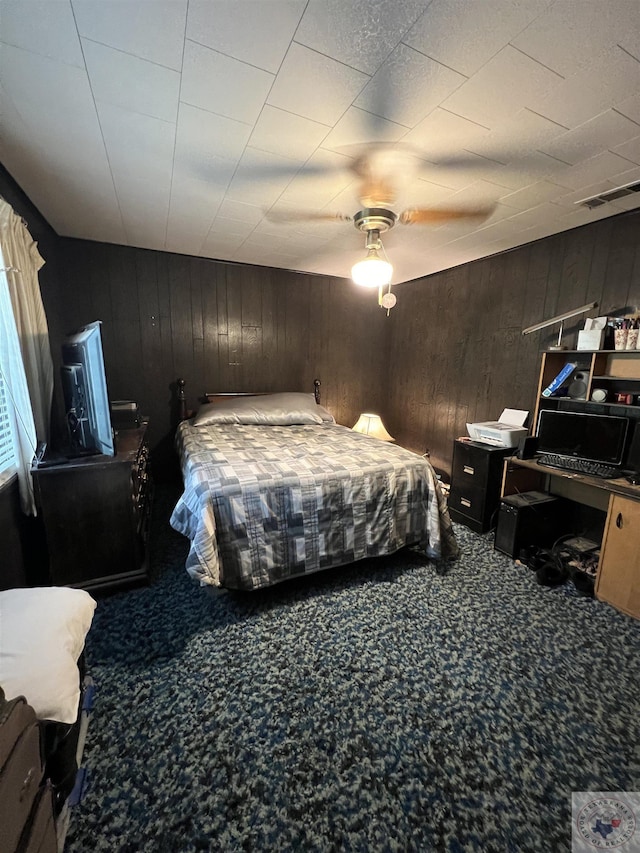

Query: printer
[466,408,529,448]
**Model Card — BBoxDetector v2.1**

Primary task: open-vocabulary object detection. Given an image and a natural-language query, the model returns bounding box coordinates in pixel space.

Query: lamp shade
[351,250,393,288]
[352,413,394,441]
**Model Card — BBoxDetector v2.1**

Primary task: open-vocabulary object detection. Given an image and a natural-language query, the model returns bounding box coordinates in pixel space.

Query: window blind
[0,369,17,477]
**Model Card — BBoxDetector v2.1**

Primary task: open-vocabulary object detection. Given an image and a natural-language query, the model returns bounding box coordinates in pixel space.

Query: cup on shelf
[614,328,628,350]
[626,328,639,350]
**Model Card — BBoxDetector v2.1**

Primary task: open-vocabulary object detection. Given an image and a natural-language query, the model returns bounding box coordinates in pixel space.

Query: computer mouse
[625,473,640,485]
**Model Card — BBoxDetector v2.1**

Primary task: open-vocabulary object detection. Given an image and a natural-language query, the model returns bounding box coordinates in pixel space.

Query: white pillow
[0,587,96,724]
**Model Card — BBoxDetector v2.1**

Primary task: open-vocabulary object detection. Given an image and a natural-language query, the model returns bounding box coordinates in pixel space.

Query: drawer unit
[33,424,152,592]
[448,440,512,533]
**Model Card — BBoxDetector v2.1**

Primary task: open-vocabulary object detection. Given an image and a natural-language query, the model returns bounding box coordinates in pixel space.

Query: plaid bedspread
[170,421,458,590]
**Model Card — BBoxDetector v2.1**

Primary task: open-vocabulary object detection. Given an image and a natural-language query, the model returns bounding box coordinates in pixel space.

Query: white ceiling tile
[506,202,564,229]
[511,0,639,77]
[166,172,225,253]
[174,103,252,182]
[186,0,304,73]
[486,151,577,191]
[403,109,491,158]
[497,180,569,210]
[463,109,568,161]
[529,46,640,129]
[0,44,114,185]
[559,151,640,191]
[615,94,640,125]
[267,42,369,126]
[210,218,257,240]
[355,44,466,127]
[278,150,355,210]
[169,166,226,215]
[322,107,407,153]
[82,39,180,122]
[607,192,640,212]
[181,40,273,124]
[611,135,640,165]
[441,46,562,127]
[96,101,175,181]
[200,232,245,258]
[405,0,550,77]
[295,0,429,75]
[72,0,187,71]
[555,179,625,206]
[37,167,125,241]
[444,180,513,209]
[225,148,301,206]
[249,106,330,162]
[1,43,95,133]
[120,200,170,249]
[216,199,265,225]
[402,179,459,208]
[539,110,640,166]
[1,0,84,67]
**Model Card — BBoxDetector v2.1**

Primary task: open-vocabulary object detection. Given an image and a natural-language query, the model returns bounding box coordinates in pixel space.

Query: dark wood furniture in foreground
[448,439,512,533]
[502,455,640,620]
[32,425,151,592]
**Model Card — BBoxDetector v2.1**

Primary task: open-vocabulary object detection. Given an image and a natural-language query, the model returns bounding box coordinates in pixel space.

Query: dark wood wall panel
[57,239,390,469]
[387,209,640,477]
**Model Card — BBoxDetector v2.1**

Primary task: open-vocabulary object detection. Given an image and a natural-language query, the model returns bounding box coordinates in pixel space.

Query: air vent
[577,181,640,210]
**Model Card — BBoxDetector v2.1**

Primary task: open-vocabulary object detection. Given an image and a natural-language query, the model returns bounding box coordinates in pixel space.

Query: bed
[170,388,458,591]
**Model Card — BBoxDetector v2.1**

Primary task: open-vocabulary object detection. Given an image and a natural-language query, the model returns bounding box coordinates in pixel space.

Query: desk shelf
[535,350,640,424]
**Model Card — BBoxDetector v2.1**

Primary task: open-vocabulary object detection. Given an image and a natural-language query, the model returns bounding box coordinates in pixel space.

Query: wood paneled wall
[58,239,390,473]
[387,210,640,476]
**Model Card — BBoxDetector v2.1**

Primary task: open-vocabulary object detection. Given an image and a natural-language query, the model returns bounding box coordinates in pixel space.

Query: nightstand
[32,424,152,591]
[448,439,512,534]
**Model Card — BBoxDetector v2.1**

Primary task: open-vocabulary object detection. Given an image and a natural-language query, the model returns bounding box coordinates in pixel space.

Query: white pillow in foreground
[0,586,96,724]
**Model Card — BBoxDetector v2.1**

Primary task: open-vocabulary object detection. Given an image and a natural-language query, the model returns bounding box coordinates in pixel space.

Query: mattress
[170,420,458,590]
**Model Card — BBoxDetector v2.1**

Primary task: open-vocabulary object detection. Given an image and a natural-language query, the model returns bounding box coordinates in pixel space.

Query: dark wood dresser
[32,424,151,592]
[448,439,512,534]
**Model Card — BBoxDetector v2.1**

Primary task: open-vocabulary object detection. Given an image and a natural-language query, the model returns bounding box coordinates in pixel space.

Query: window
[0,245,31,490]
[0,367,18,484]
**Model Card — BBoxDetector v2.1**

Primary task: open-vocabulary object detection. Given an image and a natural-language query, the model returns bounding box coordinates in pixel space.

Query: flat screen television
[536,410,628,467]
[61,320,115,456]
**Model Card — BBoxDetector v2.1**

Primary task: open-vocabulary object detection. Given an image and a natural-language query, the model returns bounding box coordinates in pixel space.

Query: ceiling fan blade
[399,205,495,225]
[265,209,352,223]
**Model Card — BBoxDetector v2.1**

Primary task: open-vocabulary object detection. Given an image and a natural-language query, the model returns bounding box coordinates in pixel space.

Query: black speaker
[627,422,640,472]
[494,491,561,558]
[568,371,588,400]
[516,436,538,459]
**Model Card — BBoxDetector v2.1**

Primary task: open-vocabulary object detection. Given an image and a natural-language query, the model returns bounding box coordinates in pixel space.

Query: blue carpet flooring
[65,488,640,852]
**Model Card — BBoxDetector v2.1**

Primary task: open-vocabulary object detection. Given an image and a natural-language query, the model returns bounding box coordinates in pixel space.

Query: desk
[502,457,640,620]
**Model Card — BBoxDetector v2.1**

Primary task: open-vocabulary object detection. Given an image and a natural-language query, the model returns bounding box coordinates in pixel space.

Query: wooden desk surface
[505,456,640,502]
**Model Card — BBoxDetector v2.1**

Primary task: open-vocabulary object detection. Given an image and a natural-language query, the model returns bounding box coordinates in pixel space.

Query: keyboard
[536,453,620,479]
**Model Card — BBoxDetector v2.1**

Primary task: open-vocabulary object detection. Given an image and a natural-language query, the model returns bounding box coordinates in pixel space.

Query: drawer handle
[463,465,475,475]
[616,512,623,529]
[460,497,472,508]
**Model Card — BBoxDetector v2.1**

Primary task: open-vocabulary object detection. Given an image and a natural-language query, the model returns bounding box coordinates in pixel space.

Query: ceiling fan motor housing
[353,208,398,234]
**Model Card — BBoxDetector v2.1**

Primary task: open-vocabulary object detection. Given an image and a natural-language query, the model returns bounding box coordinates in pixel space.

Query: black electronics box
[110,400,140,429]
[494,491,562,559]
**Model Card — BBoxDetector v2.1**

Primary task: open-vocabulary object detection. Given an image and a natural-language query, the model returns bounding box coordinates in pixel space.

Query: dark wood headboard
[177,378,322,421]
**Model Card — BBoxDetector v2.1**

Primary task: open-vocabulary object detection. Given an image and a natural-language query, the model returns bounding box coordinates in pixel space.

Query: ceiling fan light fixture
[351,247,393,288]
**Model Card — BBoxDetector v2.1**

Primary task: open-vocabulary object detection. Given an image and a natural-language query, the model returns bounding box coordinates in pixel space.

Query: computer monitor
[536,410,628,467]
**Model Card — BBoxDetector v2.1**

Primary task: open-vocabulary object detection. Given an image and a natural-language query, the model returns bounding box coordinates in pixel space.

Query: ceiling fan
[264,141,495,298]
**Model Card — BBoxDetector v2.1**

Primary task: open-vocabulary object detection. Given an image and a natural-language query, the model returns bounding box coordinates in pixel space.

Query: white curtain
[0,200,53,444]
[0,199,54,514]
